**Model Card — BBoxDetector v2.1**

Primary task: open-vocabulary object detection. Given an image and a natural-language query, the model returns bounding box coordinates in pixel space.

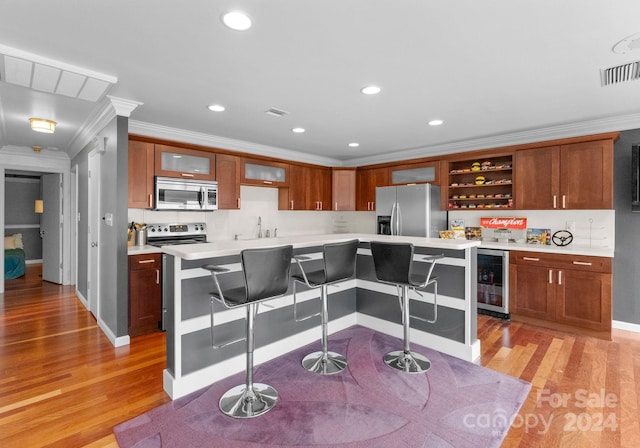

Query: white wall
[128,185,376,240]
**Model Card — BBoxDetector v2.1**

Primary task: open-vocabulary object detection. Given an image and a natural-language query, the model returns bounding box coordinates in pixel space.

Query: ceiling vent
[264,107,289,117]
[601,60,640,86]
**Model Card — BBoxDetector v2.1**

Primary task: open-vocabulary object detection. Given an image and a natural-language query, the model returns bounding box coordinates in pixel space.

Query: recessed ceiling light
[428,119,444,126]
[208,104,225,112]
[348,142,360,148]
[360,85,381,95]
[222,11,252,31]
[292,127,305,133]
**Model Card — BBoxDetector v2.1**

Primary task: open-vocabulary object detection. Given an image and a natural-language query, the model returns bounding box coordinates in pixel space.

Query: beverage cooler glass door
[477,248,509,317]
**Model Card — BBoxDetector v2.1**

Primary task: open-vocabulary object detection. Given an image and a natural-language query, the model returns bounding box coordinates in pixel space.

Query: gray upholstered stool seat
[291,239,359,374]
[369,241,444,374]
[202,244,293,418]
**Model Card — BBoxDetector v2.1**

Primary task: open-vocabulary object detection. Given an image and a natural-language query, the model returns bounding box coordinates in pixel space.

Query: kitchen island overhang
[160,234,481,399]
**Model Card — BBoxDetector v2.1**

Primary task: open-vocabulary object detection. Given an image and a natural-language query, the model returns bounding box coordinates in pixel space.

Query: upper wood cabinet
[279,165,331,210]
[390,161,440,185]
[356,167,389,211]
[155,144,216,181]
[215,153,241,210]
[128,140,155,209]
[332,168,356,211]
[515,139,614,209]
[242,158,289,187]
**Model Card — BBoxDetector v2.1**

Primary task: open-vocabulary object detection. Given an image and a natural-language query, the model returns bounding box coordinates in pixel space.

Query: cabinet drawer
[510,251,611,273]
[129,253,161,271]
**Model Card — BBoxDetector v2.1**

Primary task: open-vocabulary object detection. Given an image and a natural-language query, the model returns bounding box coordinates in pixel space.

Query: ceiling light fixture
[348,142,360,148]
[428,119,444,126]
[292,127,305,133]
[208,104,225,112]
[29,117,56,133]
[360,85,381,95]
[222,11,252,31]
[32,145,42,152]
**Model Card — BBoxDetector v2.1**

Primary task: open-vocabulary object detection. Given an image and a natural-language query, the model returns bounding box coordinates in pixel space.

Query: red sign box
[479,217,527,229]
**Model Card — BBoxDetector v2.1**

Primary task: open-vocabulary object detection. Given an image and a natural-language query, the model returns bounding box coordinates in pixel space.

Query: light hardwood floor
[1,272,639,447]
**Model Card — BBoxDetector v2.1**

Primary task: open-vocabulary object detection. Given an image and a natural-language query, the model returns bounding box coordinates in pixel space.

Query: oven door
[155,177,218,210]
[477,248,509,317]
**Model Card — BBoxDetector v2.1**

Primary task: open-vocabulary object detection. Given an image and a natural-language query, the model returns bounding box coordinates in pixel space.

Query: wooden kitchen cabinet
[279,165,331,210]
[390,161,440,185]
[155,144,216,181]
[356,167,389,211]
[128,253,162,337]
[510,251,612,338]
[332,168,356,211]
[215,153,241,209]
[514,138,614,209]
[446,154,513,210]
[242,158,289,187]
[128,140,155,209]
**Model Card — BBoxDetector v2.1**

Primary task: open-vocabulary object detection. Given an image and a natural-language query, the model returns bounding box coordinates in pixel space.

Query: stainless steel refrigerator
[375,184,446,237]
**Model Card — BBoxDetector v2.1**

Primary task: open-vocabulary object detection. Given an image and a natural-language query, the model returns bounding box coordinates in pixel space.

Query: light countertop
[157,233,481,260]
[127,245,162,256]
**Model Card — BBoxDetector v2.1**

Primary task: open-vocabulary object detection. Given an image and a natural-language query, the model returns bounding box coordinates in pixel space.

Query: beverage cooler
[477,248,510,319]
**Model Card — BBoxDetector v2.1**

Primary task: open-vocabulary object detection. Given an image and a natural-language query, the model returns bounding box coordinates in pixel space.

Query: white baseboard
[97,317,130,347]
[612,320,640,333]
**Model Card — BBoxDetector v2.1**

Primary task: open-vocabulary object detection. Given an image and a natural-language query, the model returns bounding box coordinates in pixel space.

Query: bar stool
[369,241,444,374]
[202,245,293,418]
[292,239,359,374]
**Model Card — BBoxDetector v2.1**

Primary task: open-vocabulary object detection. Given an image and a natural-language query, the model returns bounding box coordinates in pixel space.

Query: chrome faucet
[257,216,263,238]
[265,229,270,238]
[274,228,277,237]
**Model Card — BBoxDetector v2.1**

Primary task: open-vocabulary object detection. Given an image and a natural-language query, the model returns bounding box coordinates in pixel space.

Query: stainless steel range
[148,222,208,331]
[147,222,208,247]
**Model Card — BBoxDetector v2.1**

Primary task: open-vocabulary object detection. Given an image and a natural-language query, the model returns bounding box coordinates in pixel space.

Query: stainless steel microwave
[155,176,218,211]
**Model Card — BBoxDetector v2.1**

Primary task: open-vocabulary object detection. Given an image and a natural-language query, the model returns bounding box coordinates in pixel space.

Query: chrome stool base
[219,383,278,418]
[302,351,347,375]
[383,350,431,374]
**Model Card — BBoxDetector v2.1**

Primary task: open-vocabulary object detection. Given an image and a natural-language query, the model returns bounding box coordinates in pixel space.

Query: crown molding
[66,97,116,160]
[107,95,143,117]
[342,112,640,167]
[128,120,341,167]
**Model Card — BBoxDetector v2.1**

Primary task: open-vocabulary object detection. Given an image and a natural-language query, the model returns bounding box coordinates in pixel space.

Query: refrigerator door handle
[390,202,397,235]
[396,202,402,235]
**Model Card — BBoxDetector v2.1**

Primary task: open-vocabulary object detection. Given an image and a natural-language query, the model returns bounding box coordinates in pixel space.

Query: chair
[369,241,444,374]
[202,245,293,418]
[292,239,359,374]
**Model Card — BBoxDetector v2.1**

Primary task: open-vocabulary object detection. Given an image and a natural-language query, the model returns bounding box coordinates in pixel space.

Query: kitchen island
[160,233,481,399]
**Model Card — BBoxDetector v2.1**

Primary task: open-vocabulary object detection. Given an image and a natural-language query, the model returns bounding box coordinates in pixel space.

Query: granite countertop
[157,233,481,260]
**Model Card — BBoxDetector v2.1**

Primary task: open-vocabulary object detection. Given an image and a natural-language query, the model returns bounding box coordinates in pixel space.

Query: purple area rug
[114,326,530,448]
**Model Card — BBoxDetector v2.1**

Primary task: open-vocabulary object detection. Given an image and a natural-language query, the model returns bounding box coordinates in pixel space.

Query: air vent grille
[601,60,640,86]
[265,107,289,117]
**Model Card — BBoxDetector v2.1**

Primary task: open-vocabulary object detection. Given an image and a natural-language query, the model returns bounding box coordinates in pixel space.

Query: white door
[88,151,101,317]
[41,174,63,283]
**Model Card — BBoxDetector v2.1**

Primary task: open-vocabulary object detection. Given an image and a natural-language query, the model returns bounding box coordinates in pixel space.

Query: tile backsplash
[449,209,615,250]
[128,185,376,241]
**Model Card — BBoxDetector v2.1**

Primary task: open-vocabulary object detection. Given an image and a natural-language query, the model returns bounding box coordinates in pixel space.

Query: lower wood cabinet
[509,251,612,338]
[128,253,162,337]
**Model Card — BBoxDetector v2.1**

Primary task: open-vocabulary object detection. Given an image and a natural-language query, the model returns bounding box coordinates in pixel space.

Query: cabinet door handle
[263,180,273,185]
[335,201,338,210]
[553,195,557,209]
[523,257,540,262]
[138,259,155,264]
[562,195,566,209]
[181,173,195,178]
[290,200,294,210]
[237,197,240,208]
[156,269,160,284]
[572,261,593,266]
[558,270,563,285]
[148,194,153,208]
[548,269,553,284]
